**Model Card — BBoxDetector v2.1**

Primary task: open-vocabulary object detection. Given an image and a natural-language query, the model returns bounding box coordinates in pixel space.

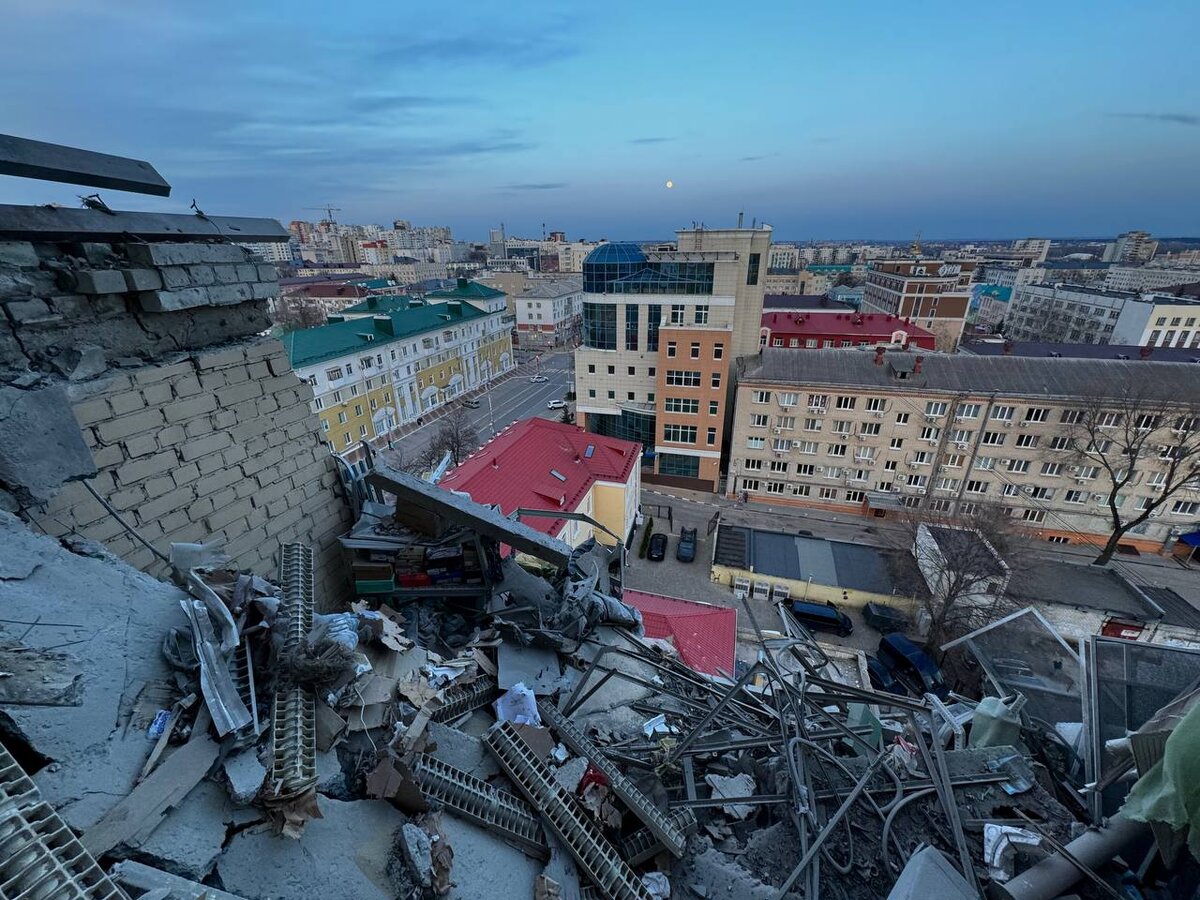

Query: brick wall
[0,238,351,603]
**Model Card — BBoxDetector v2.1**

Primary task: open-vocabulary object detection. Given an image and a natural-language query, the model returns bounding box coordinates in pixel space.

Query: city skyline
[1,1,1197,239]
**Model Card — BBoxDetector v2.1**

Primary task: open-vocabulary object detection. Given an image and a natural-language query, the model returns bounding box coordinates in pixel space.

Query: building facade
[1103,231,1158,264]
[1008,283,1200,347]
[759,311,936,350]
[730,349,1200,552]
[515,277,582,347]
[574,226,772,490]
[861,258,979,351]
[285,291,513,462]
[1104,265,1200,293]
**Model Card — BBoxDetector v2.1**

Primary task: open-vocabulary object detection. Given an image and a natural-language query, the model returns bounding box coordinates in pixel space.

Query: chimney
[457,276,469,289]
[737,211,744,229]
[913,355,925,374]
[1003,340,1014,355]
[491,458,499,469]
[874,347,885,366]
[373,314,395,336]
[1140,344,1153,359]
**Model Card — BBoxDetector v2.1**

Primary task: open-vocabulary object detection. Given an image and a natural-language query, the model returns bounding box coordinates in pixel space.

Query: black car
[647,533,668,561]
[877,633,948,699]
[788,600,854,637]
[867,655,907,695]
[862,602,910,635]
[676,527,697,563]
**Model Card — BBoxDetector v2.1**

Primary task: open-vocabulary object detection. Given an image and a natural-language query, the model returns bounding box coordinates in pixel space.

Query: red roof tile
[761,311,936,343]
[623,590,737,676]
[438,418,640,538]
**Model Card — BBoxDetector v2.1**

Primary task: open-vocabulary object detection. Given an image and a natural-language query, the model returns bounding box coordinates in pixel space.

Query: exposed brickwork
[1,238,350,603]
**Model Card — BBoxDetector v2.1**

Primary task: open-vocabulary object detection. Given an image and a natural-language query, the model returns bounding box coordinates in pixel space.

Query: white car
[529,375,549,383]
[546,399,567,410]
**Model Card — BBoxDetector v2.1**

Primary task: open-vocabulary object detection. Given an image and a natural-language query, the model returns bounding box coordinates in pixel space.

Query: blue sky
[1,1,1197,241]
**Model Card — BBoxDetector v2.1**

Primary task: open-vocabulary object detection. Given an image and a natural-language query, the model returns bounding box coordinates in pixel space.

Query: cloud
[1109,112,1200,126]
[740,152,779,162]
[347,94,478,112]
[502,182,568,191]
[373,31,579,69]
[629,137,674,145]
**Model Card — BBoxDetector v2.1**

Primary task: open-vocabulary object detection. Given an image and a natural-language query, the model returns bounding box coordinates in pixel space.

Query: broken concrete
[223,750,267,805]
[0,382,96,504]
[440,813,543,899]
[427,721,500,781]
[120,778,237,882]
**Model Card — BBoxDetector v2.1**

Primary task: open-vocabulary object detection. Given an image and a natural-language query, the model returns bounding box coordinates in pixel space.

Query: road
[387,351,574,464]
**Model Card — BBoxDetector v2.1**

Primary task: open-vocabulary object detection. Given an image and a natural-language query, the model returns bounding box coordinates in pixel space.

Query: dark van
[789,600,853,637]
[877,633,947,698]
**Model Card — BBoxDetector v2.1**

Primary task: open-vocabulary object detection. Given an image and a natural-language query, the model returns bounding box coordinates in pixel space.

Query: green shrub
[638,517,654,558]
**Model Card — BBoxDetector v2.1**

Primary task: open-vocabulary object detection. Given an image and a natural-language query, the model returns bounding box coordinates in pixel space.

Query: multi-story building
[574,225,772,490]
[861,258,979,351]
[768,244,800,271]
[1104,265,1200,293]
[759,310,936,351]
[515,277,582,347]
[1010,238,1051,264]
[285,289,514,462]
[438,418,641,547]
[1008,283,1200,347]
[730,348,1200,552]
[969,284,1011,331]
[1103,230,1158,264]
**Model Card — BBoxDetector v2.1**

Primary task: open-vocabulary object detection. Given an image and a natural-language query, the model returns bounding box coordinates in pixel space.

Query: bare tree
[270,293,328,332]
[888,503,1025,649]
[431,407,479,467]
[1056,389,1200,565]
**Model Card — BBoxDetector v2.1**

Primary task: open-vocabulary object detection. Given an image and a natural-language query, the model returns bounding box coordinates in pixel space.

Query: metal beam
[0,203,289,243]
[368,463,572,568]
[0,133,171,196]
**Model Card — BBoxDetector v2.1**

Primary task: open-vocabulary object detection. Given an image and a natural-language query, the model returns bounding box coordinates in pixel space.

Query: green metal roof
[426,277,505,300]
[340,294,421,314]
[283,302,488,369]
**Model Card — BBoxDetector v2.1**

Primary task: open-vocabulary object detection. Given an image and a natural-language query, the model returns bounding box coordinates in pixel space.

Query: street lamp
[483,359,497,437]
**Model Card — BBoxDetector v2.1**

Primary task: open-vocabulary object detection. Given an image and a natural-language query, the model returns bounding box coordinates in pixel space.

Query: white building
[1103,231,1158,264]
[1009,283,1200,348]
[1104,266,1200,293]
[516,277,583,347]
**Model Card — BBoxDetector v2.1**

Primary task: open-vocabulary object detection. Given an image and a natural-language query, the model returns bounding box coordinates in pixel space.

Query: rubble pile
[3,464,1200,899]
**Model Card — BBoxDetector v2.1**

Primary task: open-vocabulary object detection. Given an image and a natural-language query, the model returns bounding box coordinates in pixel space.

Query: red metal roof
[438,418,640,538]
[761,311,936,346]
[623,590,737,676]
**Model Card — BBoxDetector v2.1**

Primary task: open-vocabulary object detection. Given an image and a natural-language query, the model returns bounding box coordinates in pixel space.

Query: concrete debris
[702,773,756,820]
[223,750,267,805]
[400,822,434,888]
[886,846,977,900]
[0,382,96,504]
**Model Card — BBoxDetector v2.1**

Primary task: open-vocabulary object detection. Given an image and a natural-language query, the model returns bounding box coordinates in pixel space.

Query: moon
[665,180,674,189]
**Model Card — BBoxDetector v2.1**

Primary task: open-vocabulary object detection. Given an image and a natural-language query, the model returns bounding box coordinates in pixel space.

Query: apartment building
[861,258,979,351]
[1007,283,1200,347]
[285,296,514,462]
[730,349,1200,552]
[515,277,582,347]
[1104,265,1200,293]
[1103,230,1158,264]
[574,225,772,490]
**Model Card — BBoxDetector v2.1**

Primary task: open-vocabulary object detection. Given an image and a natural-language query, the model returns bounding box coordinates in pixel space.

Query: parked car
[866,655,907,695]
[862,602,910,635]
[546,399,567,409]
[788,600,853,637]
[463,398,481,409]
[529,375,549,383]
[676,527,697,562]
[877,633,948,698]
[647,533,668,561]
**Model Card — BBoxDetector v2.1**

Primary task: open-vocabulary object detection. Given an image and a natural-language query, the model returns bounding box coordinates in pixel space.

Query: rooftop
[583,242,646,266]
[622,589,737,676]
[520,277,582,299]
[961,340,1200,363]
[713,525,895,594]
[426,277,506,300]
[1007,562,1164,622]
[925,526,1006,577]
[339,294,421,315]
[283,282,372,299]
[282,301,487,368]
[743,348,1200,404]
[761,310,936,341]
[438,418,640,538]
[763,294,855,312]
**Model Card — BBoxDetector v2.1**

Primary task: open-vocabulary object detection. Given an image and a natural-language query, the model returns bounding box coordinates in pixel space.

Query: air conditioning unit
[926,438,939,445]
[1003,421,1013,428]
[816,466,826,473]
[1076,477,1087,484]
[955,442,968,450]
[1018,420,1030,427]
[896,474,907,482]
[1092,493,1107,502]
[840,434,850,441]
[772,427,782,434]
[924,413,938,421]
[872,411,884,418]
[1068,465,1080,474]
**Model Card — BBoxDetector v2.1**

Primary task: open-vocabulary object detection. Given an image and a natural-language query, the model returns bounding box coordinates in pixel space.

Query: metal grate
[268,544,318,796]
[430,675,498,723]
[618,808,698,866]
[485,722,651,900]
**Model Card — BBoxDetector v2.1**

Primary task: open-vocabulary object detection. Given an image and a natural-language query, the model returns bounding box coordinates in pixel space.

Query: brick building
[861,258,979,351]
[759,310,936,351]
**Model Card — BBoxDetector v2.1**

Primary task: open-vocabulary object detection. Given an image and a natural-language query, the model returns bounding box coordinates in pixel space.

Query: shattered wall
[0,238,351,601]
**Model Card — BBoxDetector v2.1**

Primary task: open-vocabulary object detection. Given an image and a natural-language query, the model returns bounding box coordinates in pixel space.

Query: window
[943,453,963,468]
[1086,439,1112,453]
[1077,466,1099,480]
[852,469,870,482]
[694,305,709,325]
[1002,484,1021,497]
[957,403,980,420]
[992,405,1014,421]
[747,437,765,449]
[1099,412,1122,428]
[1172,501,1200,516]
[358,424,368,438]
[950,429,972,445]
[797,464,815,477]
[627,392,635,401]
[753,390,771,404]
[909,475,928,489]
[819,487,838,500]
[746,252,761,285]
[772,438,790,452]
[588,389,596,398]
[349,384,359,397]
[670,304,685,325]
[1135,496,1154,512]
[846,490,867,503]
[743,458,763,471]
[889,438,903,450]
[343,432,351,446]
[663,424,696,443]
[713,343,724,359]
[1060,409,1082,424]
[1022,509,1047,523]
[582,302,617,349]
[804,418,822,432]
[369,398,377,411]
[966,480,988,494]
[769,460,788,473]
[884,460,897,471]
[1016,434,1039,449]
[777,415,795,430]
[666,341,677,358]
[806,338,818,348]
[313,396,324,410]
[912,451,931,466]
[976,456,995,470]
[1030,486,1054,500]
[666,370,701,387]
[896,413,910,424]
[742,478,761,492]
[808,394,828,410]
[1041,463,1063,476]
[828,443,847,457]
[920,426,940,441]
[690,342,701,359]
[627,366,635,376]
[794,484,811,496]
[796,441,818,455]
[607,390,615,399]
[647,304,661,351]
[624,305,639,351]
[321,419,329,432]
[836,396,856,410]
[832,420,852,435]
[860,422,881,436]
[711,372,721,388]
[326,366,344,381]
[779,392,799,407]
[936,477,960,492]
[866,397,886,412]
[1135,414,1162,431]
[353,404,363,417]
[766,481,787,495]
[658,454,700,478]
[1049,436,1072,451]
[981,431,1005,446]
[666,398,700,414]
[709,400,719,415]
[1024,407,1050,423]
[607,365,615,375]
[649,367,656,376]
[750,414,768,428]
[587,364,595,374]
[337,411,347,424]
[925,401,947,417]
[707,427,717,446]
[1064,490,1086,504]
[1007,459,1030,473]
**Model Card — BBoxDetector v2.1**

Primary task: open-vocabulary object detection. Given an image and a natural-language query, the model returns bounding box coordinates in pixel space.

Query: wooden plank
[0,133,171,196]
[0,203,289,243]
[110,860,250,900]
[80,736,218,857]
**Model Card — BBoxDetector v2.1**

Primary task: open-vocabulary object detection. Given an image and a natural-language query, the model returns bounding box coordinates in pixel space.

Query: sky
[1,1,1198,242]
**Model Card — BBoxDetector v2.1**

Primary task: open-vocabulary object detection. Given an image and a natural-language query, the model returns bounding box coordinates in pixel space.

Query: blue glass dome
[583,242,647,293]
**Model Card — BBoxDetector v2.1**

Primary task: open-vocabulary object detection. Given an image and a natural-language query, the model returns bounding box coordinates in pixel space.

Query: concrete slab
[440,813,542,899]
[123,779,232,881]
[497,641,563,694]
[223,750,267,805]
[218,797,404,900]
[0,383,96,504]
[0,512,190,831]
[427,722,499,781]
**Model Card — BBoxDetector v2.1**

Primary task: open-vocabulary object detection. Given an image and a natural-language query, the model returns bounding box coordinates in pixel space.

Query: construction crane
[304,204,342,224]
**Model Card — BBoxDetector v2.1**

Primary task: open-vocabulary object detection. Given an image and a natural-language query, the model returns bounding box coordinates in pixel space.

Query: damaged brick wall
[0,238,351,602]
